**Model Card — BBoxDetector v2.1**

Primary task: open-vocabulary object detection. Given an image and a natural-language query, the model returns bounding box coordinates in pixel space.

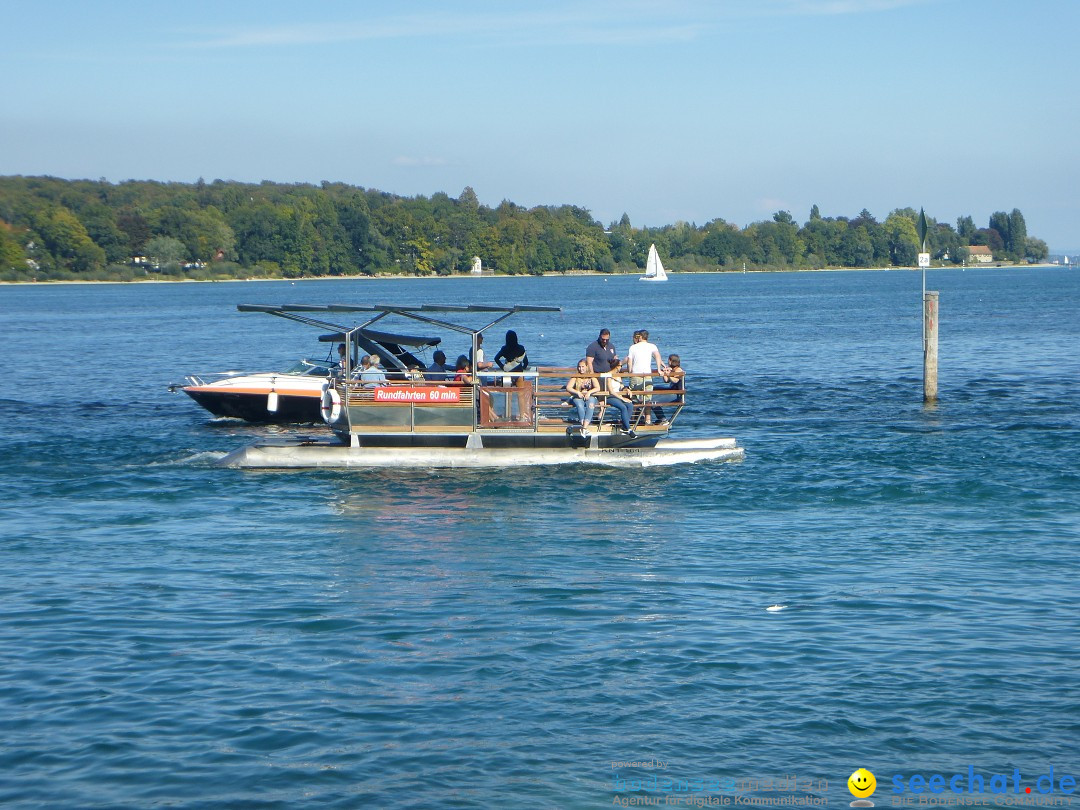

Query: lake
[1,267,1077,808]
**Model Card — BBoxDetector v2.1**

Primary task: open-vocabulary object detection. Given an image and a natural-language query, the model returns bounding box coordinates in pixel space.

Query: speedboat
[173,358,335,423]
[216,303,744,468]
[174,328,443,423]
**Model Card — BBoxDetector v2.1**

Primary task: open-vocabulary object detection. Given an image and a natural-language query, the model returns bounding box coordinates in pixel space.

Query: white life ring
[320,386,341,424]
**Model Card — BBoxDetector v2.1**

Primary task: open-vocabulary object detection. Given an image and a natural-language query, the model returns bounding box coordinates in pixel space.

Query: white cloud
[183,1,930,50]
[183,6,706,50]
[764,0,932,14]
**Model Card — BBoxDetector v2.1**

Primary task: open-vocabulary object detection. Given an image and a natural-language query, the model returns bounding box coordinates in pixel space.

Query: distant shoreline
[0,263,1061,286]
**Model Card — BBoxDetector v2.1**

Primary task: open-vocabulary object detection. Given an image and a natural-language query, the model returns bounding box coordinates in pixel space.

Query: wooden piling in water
[923,291,939,402]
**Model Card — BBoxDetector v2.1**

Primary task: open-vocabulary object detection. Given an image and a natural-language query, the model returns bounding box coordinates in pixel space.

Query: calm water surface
[1,268,1078,809]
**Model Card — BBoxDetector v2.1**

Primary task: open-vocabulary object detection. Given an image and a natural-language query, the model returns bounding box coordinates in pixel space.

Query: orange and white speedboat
[175,327,444,423]
[175,358,335,423]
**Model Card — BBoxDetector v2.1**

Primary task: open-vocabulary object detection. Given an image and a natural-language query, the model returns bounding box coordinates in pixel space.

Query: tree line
[0,175,1049,281]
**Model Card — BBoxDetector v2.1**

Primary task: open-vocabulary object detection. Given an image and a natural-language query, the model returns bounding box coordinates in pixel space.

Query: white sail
[641,243,668,281]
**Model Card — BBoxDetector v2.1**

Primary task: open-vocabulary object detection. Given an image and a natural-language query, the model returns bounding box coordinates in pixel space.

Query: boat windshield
[280,359,334,377]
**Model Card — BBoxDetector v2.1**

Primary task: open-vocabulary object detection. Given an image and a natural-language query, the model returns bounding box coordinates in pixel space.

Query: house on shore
[968,245,994,263]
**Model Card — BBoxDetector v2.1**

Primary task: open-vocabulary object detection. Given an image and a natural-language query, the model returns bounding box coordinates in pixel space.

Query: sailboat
[640,243,668,282]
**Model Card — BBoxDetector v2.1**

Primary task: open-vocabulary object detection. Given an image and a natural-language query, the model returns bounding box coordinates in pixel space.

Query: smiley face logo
[848,768,876,798]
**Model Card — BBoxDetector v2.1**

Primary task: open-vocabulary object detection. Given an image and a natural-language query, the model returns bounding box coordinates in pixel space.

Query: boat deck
[333,367,685,440]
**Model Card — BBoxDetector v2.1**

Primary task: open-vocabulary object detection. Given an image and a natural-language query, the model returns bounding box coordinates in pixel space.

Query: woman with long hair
[493,330,531,421]
[566,358,599,436]
[603,363,637,437]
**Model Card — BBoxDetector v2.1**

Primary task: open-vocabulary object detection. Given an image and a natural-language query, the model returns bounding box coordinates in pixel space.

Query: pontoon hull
[217,436,744,469]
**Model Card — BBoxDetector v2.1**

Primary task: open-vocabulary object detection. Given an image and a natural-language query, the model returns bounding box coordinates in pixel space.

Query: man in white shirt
[471,334,494,372]
[625,330,668,424]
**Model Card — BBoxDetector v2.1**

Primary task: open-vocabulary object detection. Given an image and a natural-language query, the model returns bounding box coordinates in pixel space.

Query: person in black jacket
[493,330,531,421]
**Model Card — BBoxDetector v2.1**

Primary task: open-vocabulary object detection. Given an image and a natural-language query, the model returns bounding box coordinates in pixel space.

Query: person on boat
[494,331,529,375]
[494,328,531,421]
[426,350,450,381]
[470,334,495,373]
[566,359,599,437]
[332,343,350,377]
[602,364,637,437]
[453,355,476,384]
[493,330,531,422]
[651,354,684,425]
[355,354,387,387]
[585,328,618,374]
[625,329,668,424]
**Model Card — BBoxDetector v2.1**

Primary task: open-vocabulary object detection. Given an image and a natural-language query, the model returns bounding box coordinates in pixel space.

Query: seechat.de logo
[848,768,877,807]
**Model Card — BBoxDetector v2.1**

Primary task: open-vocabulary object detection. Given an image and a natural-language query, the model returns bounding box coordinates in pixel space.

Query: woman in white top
[603,364,637,437]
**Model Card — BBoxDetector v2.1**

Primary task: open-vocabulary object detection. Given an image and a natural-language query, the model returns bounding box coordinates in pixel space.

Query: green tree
[884,211,919,266]
[1024,237,1048,262]
[840,226,874,267]
[0,223,25,271]
[145,235,187,270]
[700,219,746,266]
[800,217,830,265]
[458,186,480,212]
[989,211,1011,255]
[972,227,1004,253]
[335,192,375,274]
[229,202,295,268]
[0,176,1055,279]
[850,209,888,264]
[1009,209,1028,258]
[154,205,236,262]
[747,213,804,265]
[80,203,128,264]
[32,205,105,273]
[933,223,963,263]
[116,209,152,255]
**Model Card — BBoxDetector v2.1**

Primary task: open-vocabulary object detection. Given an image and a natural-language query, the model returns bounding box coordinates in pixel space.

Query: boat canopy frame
[237,303,562,376]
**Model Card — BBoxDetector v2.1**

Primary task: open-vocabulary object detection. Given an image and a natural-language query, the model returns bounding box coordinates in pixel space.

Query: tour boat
[216,303,743,468]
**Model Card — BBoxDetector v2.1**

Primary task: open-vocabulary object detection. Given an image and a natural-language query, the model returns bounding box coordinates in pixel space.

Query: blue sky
[3,0,1077,250]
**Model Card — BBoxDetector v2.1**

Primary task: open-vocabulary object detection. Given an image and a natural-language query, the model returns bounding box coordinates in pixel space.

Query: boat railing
[533,367,685,431]
[173,371,271,390]
[178,359,334,389]
[330,368,684,433]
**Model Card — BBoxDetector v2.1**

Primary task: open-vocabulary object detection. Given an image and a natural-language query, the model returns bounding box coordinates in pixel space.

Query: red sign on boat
[373,386,462,404]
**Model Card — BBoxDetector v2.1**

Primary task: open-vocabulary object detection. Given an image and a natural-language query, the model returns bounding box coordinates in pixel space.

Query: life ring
[320,385,342,424]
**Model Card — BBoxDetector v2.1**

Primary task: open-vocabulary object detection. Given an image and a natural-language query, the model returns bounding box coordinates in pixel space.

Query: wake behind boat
[641,243,668,282]
[215,303,743,469]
